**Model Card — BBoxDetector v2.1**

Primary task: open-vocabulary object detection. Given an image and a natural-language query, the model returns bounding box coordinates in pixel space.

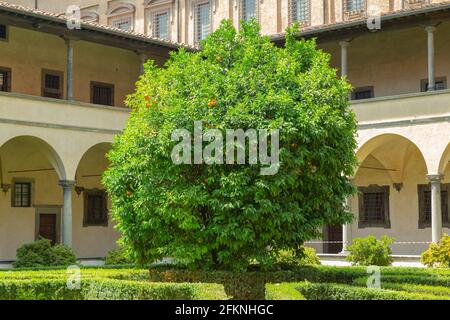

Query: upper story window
[403,0,430,9]
[344,0,366,20]
[195,1,211,43]
[0,67,11,92]
[107,2,135,31]
[290,0,310,26]
[152,10,170,40]
[418,184,449,229]
[91,81,114,106]
[0,24,7,40]
[241,0,258,23]
[42,69,63,99]
[358,185,391,228]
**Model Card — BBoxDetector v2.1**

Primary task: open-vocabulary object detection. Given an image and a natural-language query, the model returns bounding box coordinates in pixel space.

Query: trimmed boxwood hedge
[296,282,447,300]
[0,278,219,300]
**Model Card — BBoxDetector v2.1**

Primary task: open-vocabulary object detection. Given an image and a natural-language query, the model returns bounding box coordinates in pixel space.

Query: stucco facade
[1,1,450,261]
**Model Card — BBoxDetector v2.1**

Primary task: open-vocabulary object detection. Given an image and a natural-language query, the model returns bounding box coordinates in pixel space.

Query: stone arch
[438,142,450,175]
[75,142,112,186]
[355,133,428,183]
[0,135,67,181]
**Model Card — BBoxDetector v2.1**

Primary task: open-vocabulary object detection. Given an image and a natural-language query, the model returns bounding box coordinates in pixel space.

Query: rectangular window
[352,86,374,100]
[42,70,63,99]
[195,2,211,43]
[418,184,449,228]
[91,82,114,106]
[358,185,391,228]
[241,0,257,22]
[12,182,31,207]
[291,0,310,25]
[345,0,365,12]
[0,67,11,92]
[421,77,447,92]
[111,16,133,30]
[83,189,108,226]
[0,24,7,40]
[153,11,170,40]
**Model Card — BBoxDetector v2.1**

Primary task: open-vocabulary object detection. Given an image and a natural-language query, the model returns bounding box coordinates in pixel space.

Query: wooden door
[326,224,343,254]
[39,214,57,245]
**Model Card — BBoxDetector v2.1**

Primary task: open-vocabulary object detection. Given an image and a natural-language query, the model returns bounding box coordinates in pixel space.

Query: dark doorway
[325,224,343,254]
[39,214,57,245]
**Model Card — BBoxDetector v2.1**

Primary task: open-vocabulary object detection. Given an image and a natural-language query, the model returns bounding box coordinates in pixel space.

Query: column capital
[427,174,444,183]
[339,40,350,47]
[59,180,76,189]
[425,25,436,33]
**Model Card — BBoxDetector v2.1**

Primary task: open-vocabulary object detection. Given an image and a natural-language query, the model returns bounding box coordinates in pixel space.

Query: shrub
[0,278,202,300]
[296,282,444,300]
[421,234,450,268]
[276,247,321,267]
[104,246,135,265]
[346,236,395,266]
[13,239,76,268]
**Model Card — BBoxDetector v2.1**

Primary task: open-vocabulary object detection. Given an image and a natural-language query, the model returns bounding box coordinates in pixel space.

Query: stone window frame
[351,86,374,100]
[146,0,174,40]
[0,66,12,92]
[288,0,311,27]
[11,178,35,208]
[83,188,109,227]
[403,0,430,10]
[239,0,261,24]
[343,0,367,21]
[90,81,115,106]
[0,24,8,41]
[417,183,450,229]
[41,69,64,100]
[358,185,391,229]
[191,0,213,45]
[420,76,447,92]
[107,2,136,31]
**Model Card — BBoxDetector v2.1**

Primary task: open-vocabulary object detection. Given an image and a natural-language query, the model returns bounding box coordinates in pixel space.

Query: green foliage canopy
[103,20,357,271]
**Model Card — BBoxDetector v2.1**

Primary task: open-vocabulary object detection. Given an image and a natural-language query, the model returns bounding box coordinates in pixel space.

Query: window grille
[241,0,258,22]
[153,11,170,40]
[195,2,211,43]
[291,0,310,25]
[111,16,133,30]
[91,82,114,106]
[0,68,11,92]
[13,183,31,207]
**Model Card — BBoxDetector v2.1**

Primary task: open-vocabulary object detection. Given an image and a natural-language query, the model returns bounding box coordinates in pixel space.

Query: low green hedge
[353,277,450,297]
[296,282,445,300]
[0,278,210,300]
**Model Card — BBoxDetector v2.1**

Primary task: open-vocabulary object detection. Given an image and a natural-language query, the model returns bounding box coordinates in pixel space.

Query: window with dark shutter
[352,86,374,100]
[0,67,11,92]
[12,182,31,207]
[418,184,449,228]
[42,70,63,99]
[83,189,108,226]
[358,185,391,228]
[0,24,6,40]
[91,82,114,106]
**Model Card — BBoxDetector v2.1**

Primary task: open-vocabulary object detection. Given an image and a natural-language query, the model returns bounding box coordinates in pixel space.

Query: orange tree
[103,21,357,276]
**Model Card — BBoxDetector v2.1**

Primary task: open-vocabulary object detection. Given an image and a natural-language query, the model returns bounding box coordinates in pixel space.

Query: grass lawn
[0,265,448,300]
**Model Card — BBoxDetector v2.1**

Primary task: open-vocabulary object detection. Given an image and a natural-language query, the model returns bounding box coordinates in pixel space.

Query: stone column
[425,26,436,91]
[339,40,350,78]
[59,180,75,247]
[427,174,443,243]
[139,53,148,75]
[65,39,74,101]
[341,196,353,253]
